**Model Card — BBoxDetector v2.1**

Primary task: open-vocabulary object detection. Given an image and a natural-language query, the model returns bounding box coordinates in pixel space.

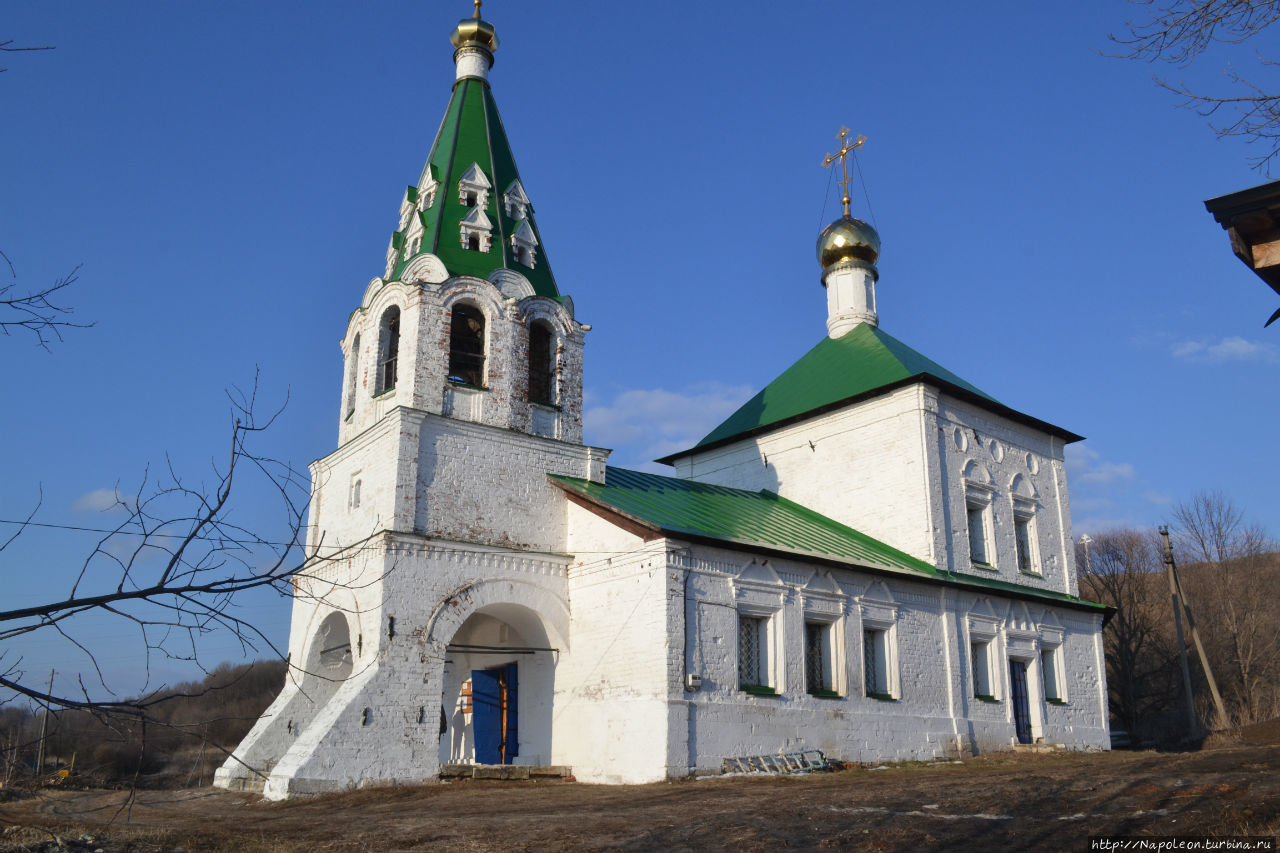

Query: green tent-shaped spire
[388,64,559,298]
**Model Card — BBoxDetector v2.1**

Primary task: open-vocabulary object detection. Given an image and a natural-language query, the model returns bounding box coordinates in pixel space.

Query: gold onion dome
[451,1,499,53]
[817,215,880,269]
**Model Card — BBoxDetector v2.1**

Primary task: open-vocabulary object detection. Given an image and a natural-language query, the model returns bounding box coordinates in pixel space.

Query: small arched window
[528,321,555,405]
[376,306,400,394]
[448,303,486,387]
[345,333,361,418]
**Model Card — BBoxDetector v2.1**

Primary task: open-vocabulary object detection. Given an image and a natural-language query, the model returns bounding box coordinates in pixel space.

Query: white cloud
[1065,445,1134,484]
[1171,336,1277,363]
[584,382,754,468]
[71,488,131,513]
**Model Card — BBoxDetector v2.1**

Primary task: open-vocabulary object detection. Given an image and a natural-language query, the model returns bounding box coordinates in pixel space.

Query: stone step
[440,763,572,781]
[1013,743,1065,754]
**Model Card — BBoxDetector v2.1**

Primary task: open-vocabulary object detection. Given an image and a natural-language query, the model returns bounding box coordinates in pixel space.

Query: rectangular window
[805,622,833,695]
[1014,516,1032,572]
[1014,501,1039,575]
[972,641,995,700]
[738,615,766,690]
[966,501,991,566]
[864,628,891,698]
[1042,647,1064,702]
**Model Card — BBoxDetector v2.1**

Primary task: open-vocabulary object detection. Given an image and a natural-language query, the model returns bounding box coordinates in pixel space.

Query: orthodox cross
[822,126,866,219]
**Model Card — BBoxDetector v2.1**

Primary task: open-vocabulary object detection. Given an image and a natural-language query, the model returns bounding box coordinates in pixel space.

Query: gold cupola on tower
[451,0,499,78]
[817,127,880,271]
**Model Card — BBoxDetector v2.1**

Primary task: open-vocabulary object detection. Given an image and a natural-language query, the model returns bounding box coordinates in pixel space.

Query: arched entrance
[439,602,560,767]
[300,611,353,713]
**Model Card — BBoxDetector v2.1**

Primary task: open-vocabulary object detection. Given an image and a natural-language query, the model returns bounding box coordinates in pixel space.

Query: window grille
[738,615,763,687]
[864,629,882,695]
[805,622,828,692]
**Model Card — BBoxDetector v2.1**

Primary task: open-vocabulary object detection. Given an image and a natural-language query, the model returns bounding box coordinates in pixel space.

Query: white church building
[215,7,1110,799]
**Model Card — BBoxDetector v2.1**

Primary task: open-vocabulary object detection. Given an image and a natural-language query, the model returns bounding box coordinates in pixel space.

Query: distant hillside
[1,659,287,788]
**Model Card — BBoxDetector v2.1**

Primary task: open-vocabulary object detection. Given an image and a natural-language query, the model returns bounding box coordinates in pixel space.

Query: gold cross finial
[474,0,482,19]
[821,126,867,218]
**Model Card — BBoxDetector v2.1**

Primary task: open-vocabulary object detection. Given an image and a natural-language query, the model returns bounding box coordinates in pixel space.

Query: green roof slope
[663,323,1079,461]
[550,466,1105,612]
[392,78,559,298]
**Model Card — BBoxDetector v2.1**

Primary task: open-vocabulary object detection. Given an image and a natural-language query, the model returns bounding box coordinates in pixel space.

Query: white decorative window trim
[503,179,530,220]
[802,572,845,622]
[384,240,399,279]
[965,480,996,568]
[1040,643,1066,702]
[460,206,494,253]
[967,614,1000,643]
[510,219,538,268]
[458,162,492,209]
[419,168,440,212]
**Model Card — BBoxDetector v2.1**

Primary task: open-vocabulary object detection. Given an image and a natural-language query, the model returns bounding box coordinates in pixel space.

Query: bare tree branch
[0,374,323,716]
[0,38,55,73]
[1109,0,1280,172]
[0,252,93,349]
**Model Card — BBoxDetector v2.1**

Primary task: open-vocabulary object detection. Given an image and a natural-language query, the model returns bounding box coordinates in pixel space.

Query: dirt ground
[3,732,1280,852]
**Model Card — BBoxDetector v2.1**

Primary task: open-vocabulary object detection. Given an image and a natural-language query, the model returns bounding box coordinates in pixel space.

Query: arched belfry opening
[448,303,486,387]
[344,332,360,419]
[439,603,558,768]
[376,306,400,394]
[527,320,555,405]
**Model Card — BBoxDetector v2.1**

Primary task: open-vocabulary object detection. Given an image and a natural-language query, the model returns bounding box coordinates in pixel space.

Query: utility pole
[1160,526,1228,729]
[35,669,53,775]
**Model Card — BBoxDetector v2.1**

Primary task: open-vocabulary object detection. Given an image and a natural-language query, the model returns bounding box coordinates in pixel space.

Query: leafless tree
[1110,0,1280,173]
[0,377,319,720]
[1079,529,1182,738]
[1172,490,1280,723]
[1,251,92,349]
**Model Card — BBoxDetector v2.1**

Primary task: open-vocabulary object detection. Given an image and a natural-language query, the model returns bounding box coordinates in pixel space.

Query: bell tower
[216,6,606,799]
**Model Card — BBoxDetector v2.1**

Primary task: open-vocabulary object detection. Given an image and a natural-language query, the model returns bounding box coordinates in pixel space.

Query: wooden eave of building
[1205,180,1280,296]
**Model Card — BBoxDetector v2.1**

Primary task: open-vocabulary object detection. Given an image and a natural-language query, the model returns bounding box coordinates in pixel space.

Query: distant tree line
[0,659,285,788]
[1079,491,1280,743]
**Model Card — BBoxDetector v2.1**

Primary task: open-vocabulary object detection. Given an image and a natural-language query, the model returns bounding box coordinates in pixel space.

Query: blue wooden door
[471,664,519,765]
[471,668,503,764]
[1009,659,1033,745]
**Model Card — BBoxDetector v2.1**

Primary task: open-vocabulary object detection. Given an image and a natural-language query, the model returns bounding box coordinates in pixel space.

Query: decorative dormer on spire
[818,127,881,337]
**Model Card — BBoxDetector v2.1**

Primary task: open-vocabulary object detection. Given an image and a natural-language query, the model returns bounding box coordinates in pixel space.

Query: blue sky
[3,0,1277,700]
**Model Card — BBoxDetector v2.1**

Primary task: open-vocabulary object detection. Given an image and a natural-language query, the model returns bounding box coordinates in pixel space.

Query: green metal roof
[661,323,1080,462]
[551,466,1106,613]
[391,77,559,298]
